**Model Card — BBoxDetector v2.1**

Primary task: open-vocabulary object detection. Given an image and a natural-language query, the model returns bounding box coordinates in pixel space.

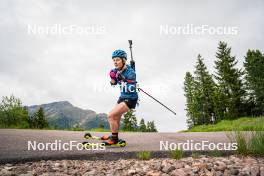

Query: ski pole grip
[128,40,132,46]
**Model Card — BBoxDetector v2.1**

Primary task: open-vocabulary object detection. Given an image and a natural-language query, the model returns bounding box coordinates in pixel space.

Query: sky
[0,0,263,132]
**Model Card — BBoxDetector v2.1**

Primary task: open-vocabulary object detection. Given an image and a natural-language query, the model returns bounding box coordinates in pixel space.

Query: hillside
[184,117,264,132]
[26,101,110,130]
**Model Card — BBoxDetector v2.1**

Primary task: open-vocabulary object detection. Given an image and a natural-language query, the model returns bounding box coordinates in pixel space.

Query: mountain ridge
[26,101,109,130]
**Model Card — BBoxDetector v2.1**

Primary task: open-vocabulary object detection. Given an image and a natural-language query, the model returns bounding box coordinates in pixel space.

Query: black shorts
[117,98,138,109]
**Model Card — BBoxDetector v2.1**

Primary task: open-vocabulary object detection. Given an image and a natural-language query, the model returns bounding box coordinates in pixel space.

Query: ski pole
[138,87,177,115]
[128,40,133,61]
[128,40,177,115]
[128,40,135,71]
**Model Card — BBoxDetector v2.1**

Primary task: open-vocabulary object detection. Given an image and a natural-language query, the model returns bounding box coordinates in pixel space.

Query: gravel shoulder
[1,155,264,176]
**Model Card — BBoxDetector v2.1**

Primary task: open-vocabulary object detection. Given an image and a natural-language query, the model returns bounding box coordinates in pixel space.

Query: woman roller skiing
[83,43,175,148]
[100,49,138,146]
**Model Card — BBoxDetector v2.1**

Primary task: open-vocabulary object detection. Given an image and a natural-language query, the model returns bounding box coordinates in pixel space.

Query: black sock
[112,133,118,140]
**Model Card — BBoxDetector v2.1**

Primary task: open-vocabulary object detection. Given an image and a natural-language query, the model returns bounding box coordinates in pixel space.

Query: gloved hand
[109,69,117,81]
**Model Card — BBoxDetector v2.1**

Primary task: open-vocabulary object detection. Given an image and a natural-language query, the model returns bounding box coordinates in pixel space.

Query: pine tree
[214,41,245,119]
[99,123,105,129]
[33,107,49,129]
[139,118,147,132]
[184,72,197,127]
[146,121,158,132]
[212,88,225,122]
[146,121,151,132]
[122,113,130,131]
[122,109,138,131]
[184,55,217,128]
[194,55,216,124]
[244,49,264,115]
[149,121,157,132]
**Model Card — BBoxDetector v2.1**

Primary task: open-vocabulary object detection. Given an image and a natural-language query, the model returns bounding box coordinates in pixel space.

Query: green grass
[191,152,201,159]
[229,131,264,156]
[208,149,223,157]
[184,117,264,132]
[137,151,152,160]
[170,149,184,159]
[250,131,264,156]
[232,131,249,155]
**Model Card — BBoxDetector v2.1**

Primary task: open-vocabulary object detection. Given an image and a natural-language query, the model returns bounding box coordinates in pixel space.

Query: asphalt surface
[0,129,235,164]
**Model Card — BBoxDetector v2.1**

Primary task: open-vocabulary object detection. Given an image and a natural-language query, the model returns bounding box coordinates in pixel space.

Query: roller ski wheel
[84,132,92,139]
[84,132,111,141]
[82,140,126,148]
[103,139,127,147]
[83,132,127,147]
[84,132,101,140]
[82,141,91,149]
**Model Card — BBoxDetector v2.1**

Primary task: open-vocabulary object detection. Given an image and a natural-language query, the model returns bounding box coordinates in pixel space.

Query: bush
[0,95,30,128]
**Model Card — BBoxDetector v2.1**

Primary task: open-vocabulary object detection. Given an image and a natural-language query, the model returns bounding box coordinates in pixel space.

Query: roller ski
[82,132,127,148]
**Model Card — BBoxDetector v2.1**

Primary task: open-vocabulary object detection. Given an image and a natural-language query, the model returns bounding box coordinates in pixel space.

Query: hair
[122,58,127,63]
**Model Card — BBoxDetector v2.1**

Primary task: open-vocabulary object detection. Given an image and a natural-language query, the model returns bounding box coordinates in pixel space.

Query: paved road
[0,129,235,163]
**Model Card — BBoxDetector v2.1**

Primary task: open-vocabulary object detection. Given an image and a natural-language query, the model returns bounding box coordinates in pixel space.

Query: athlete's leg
[108,102,129,133]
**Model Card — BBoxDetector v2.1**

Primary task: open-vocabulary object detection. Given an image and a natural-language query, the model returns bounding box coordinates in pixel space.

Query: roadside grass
[228,131,264,156]
[184,117,264,132]
[191,152,201,159]
[208,149,223,157]
[249,131,264,156]
[170,149,184,160]
[137,151,152,160]
[184,116,264,157]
